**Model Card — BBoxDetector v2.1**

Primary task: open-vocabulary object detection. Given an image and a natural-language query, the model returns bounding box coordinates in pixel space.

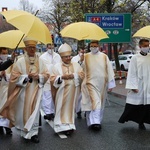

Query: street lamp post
[107,0,114,61]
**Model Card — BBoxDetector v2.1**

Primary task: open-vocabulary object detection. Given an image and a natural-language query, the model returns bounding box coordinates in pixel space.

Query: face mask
[141,47,149,53]
[79,53,83,57]
[47,49,53,54]
[90,47,99,54]
[0,55,8,62]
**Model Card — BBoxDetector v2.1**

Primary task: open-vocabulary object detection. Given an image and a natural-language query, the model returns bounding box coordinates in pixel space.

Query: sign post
[85,13,131,43]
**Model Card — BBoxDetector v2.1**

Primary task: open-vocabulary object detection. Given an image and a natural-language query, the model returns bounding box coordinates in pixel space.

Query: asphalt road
[1,94,150,150]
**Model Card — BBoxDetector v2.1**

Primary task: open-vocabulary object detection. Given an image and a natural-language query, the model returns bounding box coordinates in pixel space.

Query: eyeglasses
[27,47,36,50]
[62,55,72,58]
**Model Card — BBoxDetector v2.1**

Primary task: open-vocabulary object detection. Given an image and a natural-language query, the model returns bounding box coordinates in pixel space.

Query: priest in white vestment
[119,39,150,130]
[81,40,116,131]
[40,43,61,121]
[71,47,85,118]
[0,37,49,143]
[0,47,13,135]
[51,43,84,135]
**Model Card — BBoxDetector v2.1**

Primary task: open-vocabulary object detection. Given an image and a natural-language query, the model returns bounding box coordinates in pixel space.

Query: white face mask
[0,54,8,62]
[79,53,83,57]
[47,49,53,54]
[90,47,99,54]
[141,47,149,53]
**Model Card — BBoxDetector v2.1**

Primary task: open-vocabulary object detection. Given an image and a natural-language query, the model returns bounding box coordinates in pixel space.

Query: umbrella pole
[14,34,25,52]
[34,10,39,16]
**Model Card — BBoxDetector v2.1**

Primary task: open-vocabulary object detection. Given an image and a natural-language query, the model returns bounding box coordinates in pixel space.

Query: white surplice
[126,53,150,105]
[40,51,61,114]
[71,54,82,113]
[0,66,12,127]
[71,54,80,63]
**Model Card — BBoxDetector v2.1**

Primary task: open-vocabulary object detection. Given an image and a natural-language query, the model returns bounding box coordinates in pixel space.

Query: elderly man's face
[61,55,72,64]
[25,44,36,57]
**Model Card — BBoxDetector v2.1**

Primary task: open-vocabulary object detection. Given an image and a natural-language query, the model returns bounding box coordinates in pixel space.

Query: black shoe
[44,114,55,121]
[0,126,4,134]
[5,127,12,135]
[63,131,71,136]
[139,123,146,130]
[91,124,101,131]
[77,111,82,119]
[63,129,74,136]
[31,135,39,143]
[84,112,86,118]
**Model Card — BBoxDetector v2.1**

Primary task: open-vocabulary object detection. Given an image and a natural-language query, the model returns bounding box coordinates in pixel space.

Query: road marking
[40,109,67,139]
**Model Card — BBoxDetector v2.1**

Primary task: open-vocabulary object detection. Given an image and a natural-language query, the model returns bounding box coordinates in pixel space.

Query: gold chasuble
[0,54,49,138]
[51,62,83,133]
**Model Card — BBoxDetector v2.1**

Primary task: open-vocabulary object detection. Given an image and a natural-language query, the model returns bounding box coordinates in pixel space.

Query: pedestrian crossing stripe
[40,109,67,139]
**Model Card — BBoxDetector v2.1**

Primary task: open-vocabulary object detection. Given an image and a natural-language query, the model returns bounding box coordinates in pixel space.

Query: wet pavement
[110,78,127,100]
[1,78,150,150]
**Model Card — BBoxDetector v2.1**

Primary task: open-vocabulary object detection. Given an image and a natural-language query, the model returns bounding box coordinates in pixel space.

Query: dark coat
[0,59,13,71]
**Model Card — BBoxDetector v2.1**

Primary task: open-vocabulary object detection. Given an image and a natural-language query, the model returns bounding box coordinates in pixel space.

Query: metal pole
[108,43,112,60]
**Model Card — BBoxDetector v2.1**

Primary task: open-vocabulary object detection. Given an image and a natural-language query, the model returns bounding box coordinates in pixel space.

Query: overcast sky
[0,0,44,10]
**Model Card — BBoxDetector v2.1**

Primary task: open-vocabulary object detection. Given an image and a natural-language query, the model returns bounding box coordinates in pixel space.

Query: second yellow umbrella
[133,25,150,38]
[0,30,25,49]
[60,22,109,41]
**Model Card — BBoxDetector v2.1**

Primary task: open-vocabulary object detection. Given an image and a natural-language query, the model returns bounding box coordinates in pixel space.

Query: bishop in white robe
[0,38,49,143]
[51,43,84,135]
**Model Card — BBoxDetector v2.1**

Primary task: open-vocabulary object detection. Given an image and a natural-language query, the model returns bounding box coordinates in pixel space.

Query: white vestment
[51,62,83,133]
[126,53,150,105]
[71,54,82,113]
[0,54,49,139]
[71,54,80,63]
[81,52,115,125]
[40,51,61,114]
[0,66,12,127]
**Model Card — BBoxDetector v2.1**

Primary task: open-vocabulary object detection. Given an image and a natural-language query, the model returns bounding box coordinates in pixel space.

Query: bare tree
[19,0,38,15]
[40,0,72,33]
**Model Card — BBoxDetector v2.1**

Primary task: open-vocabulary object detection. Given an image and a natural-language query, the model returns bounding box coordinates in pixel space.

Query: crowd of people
[0,37,150,144]
[0,37,115,143]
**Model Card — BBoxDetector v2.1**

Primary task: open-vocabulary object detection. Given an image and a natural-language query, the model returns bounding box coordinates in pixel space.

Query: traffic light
[2,7,8,11]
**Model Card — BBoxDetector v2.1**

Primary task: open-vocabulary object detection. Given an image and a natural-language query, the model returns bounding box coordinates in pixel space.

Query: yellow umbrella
[0,30,25,49]
[60,22,109,41]
[1,10,52,44]
[133,25,150,38]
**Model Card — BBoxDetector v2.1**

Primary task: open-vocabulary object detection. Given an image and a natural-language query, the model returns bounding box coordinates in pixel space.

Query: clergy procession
[1,9,150,148]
